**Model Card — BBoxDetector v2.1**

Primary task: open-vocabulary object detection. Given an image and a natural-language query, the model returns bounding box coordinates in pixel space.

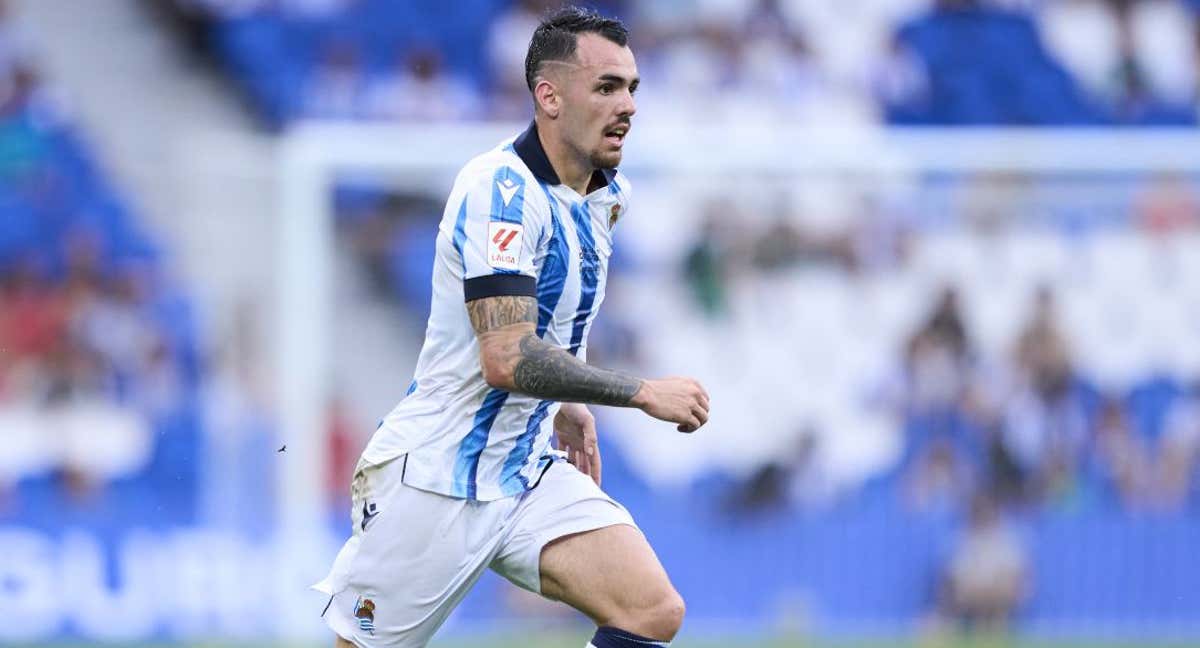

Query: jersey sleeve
[451,164,546,302]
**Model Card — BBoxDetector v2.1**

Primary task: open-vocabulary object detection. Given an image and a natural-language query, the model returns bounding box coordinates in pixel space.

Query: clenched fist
[631,377,710,433]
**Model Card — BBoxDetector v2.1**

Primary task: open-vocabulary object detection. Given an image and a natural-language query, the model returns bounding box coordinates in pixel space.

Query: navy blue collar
[513,121,616,191]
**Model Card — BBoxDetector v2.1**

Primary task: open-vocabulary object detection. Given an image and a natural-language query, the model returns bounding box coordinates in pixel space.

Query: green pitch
[424,639,1194,648]
[18,638,1198,648]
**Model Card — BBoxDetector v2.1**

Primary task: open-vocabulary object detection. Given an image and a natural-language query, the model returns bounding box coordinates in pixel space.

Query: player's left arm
[467,295,643,407]
[468,294,641,485]
[468,294,710,483]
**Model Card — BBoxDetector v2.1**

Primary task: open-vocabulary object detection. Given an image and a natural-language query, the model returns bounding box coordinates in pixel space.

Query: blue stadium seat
[1126,376,1183,440]
[895,7,1122,126]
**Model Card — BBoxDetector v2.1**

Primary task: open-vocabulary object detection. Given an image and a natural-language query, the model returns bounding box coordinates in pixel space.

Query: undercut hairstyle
[524,6,629,92]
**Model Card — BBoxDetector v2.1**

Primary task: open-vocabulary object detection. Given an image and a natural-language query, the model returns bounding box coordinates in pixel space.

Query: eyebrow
[597,74,639,86]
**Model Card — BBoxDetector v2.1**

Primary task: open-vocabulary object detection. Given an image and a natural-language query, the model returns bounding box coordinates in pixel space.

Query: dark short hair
[524,6,629,92]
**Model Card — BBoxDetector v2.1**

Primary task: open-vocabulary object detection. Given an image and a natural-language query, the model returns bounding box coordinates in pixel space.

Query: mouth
[603,124,629,148]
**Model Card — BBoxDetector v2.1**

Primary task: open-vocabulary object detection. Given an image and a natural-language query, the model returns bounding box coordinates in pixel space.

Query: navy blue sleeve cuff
[464,274,537,302]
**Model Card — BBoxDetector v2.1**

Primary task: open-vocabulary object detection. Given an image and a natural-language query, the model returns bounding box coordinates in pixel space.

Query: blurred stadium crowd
[2,0,1200,640]
[0,0,202,526]
[158,0,1200,127]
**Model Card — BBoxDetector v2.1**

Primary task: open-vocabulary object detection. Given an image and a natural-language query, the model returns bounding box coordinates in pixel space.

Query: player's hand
[631,377,710,433]
[555,402,602,487]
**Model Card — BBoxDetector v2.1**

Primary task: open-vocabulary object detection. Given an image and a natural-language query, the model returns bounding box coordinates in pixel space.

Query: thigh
[538,524,676,625]
[489,460,669,624]
[319,458,514,647]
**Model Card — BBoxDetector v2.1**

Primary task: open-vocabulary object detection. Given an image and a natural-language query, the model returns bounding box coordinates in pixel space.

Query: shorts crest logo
[354,596,376,635]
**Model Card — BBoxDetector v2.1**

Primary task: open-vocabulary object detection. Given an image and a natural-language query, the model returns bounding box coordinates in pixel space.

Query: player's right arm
[467,295,710,432]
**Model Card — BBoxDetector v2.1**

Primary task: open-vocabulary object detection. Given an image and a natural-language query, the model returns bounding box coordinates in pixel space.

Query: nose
[619,88,636,118]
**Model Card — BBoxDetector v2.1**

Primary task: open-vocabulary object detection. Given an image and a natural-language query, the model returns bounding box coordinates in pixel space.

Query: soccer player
[314,7,710,647]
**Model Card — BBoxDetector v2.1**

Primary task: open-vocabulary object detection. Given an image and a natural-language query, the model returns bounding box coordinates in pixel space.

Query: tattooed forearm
[512,333,642,406]
[467,294,643,407]
[467,296,536,333]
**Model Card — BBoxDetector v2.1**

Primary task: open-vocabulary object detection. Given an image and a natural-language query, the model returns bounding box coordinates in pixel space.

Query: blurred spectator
[340,191,401,297]
[1105,0,1199,124]
[303,40,367,120]
[337,190,441,306]
[74,267,158,385]
[1044,0,1197,124]
[847,192,914,274]
[132,333,185,419]
[1110,0,1155,121]
[906,438,975,514]
[486,0,555,119]
[1014,287,1072,404]
[903,286,972,415]
[0,260,67,383]
[1135,172,1200,235]
[364,47,483,122]
[978,415,1029,507]
[201,300,277,534]
[750,212,805,272]
[723,424,833,515]
[1004,287,1087,505]
[962,173,1027,235]
[734,0,826,121]
[682,203,734,320]
[1195,2,1200,99]
[1090,395,1153,510]
[584,283,645,372]
[638,21,740,121]
[873,34,930,123]
[0,2,37,118]
[938,494,1029,634]
[326,394,357,509]
[923,286,970,360]
[1157,380,1200,509]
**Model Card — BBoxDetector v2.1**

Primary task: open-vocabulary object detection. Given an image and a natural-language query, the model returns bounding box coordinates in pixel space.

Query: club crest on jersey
[487,221,523,270]
[354,596,376,635]
[609,204,621,230]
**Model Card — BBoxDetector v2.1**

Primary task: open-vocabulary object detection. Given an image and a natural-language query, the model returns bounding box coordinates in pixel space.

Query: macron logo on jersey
[488,222,523,270]
[497,178,519,206]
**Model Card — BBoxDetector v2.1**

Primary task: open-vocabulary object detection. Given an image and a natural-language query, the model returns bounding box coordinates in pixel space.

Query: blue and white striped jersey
[359,123,631,501]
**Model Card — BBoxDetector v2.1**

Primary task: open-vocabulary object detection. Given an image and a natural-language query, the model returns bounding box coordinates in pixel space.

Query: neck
[537,120,594,195]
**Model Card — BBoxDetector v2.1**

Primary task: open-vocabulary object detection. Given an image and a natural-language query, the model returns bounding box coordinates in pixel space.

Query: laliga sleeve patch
[487,221,523,271]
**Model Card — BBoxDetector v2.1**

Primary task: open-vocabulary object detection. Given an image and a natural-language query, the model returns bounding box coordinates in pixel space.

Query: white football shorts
[313,455,638,647]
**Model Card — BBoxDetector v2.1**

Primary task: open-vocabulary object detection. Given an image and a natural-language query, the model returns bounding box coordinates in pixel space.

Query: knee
[634,588,686,641]
[657,589,687,638]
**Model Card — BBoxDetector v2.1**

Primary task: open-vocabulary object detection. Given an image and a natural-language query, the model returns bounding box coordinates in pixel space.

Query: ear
[533,78,560,119]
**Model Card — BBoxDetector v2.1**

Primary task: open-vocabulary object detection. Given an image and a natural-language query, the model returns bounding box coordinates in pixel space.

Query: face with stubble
[538,33,639,170]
